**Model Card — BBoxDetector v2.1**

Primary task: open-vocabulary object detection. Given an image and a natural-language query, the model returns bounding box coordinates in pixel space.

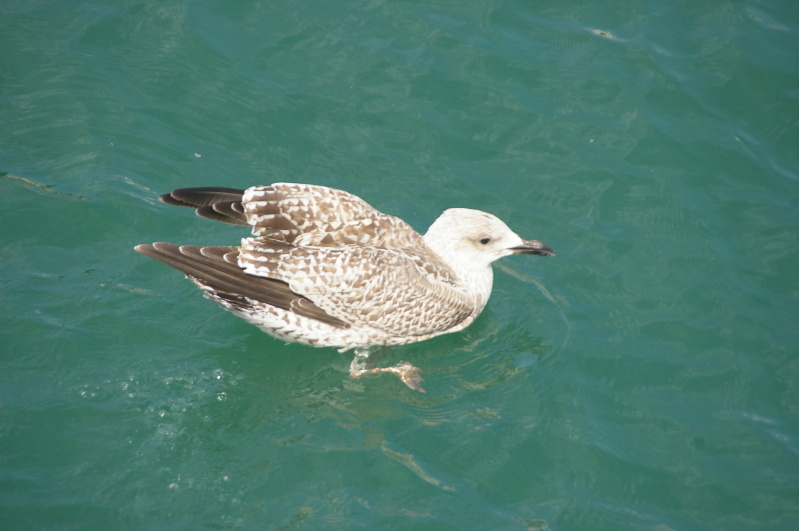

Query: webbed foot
[349,351,425,392]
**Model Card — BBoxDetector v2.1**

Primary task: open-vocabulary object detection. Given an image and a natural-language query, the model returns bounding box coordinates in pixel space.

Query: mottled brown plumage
[136,183,553,391]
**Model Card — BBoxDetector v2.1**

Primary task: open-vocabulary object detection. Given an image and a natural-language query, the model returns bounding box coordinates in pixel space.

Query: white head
[423,208,554,271]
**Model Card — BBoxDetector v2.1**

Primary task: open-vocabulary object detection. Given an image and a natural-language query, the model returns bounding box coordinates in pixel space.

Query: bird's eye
[480,237,490,245]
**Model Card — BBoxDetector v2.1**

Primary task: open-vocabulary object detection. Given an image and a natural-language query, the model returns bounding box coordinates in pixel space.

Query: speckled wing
[242,183,423,249]
[238,238,475,339]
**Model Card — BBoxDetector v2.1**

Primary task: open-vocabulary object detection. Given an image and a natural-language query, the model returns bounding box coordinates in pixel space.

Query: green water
[2,0,798,529]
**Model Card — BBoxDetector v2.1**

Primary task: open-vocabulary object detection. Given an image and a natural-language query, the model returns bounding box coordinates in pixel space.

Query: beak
[509,238,555,256]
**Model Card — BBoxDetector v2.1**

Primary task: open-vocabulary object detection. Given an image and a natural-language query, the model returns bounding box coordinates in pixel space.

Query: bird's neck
[424,236,495,311]
[461,264,494,315]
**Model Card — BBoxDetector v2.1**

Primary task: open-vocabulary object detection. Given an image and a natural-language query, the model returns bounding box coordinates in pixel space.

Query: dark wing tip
[159,187,246,207]
[157,187,248,225]
[134,242,156,255]
[134,242,182,260]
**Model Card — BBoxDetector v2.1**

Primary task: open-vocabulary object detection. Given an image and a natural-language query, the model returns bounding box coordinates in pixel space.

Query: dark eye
[480,237,490,245]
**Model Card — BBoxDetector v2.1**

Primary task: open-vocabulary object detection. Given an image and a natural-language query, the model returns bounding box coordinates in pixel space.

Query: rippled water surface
[2,0,798,529]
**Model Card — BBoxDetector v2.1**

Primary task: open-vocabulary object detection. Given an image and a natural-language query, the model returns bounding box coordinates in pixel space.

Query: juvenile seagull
[135,183,553,391]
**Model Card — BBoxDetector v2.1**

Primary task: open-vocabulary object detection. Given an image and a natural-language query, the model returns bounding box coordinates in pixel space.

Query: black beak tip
[511,240,555,256]
[539,247,555,257]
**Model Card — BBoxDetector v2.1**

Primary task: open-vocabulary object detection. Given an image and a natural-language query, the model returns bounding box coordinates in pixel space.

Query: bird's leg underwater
[348,347,425,393]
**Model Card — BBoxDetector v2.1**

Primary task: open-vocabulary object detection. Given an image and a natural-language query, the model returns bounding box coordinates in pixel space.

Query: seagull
[135,183,553,391]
